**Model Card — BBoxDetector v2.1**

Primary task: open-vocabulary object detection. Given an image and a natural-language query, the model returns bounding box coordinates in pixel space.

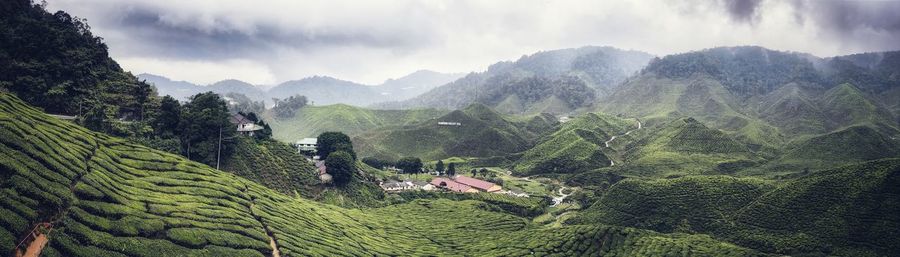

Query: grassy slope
[601,74,786,150]
[0,93,761,256]
[222,137,387,208]
[621,117,758,176]
[572,159,900,256]
[354,103,554,161]
[221,137,320,197]
[775,124,900,170]
[512,113,634,176]
[267,104,447,142]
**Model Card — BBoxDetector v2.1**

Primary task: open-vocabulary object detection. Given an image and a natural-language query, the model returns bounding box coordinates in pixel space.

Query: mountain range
[139,70,464,106]
[374,46,655,114]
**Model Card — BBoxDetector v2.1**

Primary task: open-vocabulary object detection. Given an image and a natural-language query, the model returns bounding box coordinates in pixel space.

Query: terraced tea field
[571,160,900,256]
[0,93,766,256]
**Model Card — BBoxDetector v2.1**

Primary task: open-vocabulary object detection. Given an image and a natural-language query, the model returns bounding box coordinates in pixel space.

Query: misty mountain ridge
[139,69,464,106]
[374,46,656,114]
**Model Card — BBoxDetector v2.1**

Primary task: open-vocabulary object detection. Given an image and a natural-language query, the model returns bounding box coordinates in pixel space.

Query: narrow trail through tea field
[603,119,642,166]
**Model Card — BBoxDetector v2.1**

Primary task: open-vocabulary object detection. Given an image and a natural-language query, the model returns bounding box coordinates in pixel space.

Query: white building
[296,138,318,153]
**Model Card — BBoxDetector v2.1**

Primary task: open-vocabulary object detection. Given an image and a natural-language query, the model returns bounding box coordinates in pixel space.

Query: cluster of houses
[380,175,529,197]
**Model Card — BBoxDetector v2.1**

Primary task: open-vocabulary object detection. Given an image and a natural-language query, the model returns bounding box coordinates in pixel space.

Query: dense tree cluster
[396,157,423,177]
[225,92,265,115]
[325,151,355,186]
[0,0,156,133]
[317,131,357,186]
[272,95,308,119]
[362,157,394,169]
[316,132,355,160]
[478,74,596,110]
[643,46,826,98]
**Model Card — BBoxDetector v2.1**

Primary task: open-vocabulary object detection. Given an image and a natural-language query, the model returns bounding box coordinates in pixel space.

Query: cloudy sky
[47,0,900,86]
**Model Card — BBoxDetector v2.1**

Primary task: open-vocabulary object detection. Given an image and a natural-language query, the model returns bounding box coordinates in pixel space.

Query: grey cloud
[76,2,437,61]
[722,0,763,22]
[793,0,900,33]
[45,0,900,85]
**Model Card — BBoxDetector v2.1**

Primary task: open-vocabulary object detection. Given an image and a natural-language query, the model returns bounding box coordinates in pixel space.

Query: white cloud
[45,0,900,85]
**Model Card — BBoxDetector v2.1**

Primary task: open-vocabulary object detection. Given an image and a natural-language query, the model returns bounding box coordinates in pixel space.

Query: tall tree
[152,95,182,137]
[447,163,456,177]
[325,150,355,186]
[317,132,355,160]
[396,157,423,179]
[179,92,234,167]
[435,160,445,175]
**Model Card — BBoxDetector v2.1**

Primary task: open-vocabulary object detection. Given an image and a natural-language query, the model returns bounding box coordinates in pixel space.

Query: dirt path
[602,119,642,166]
[551,187,574,207]
[20,234,48,257]
[269,237,281,257]
[248,202,281,257]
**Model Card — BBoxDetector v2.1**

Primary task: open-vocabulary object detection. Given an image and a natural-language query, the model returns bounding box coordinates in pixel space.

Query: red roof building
[430,177,478,193]
[453,175,502,192]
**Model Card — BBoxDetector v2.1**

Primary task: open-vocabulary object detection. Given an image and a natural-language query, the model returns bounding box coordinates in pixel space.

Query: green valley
[2,1,900,256]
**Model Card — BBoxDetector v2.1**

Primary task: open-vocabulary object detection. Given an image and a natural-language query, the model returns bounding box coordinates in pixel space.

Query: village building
[296,138,318,153]
[315,161,332,183]
[503,190,530,198]
[430,177,479,193]
[414,181,434,191]
[452,175,502,192]
[229,113,263,136]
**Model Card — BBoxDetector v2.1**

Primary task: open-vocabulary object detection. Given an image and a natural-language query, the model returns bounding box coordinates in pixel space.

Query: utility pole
[216,125,222,170]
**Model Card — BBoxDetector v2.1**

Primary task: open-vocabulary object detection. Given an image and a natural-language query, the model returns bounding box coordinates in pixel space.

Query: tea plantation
[0,93,767,256]
[571,159,900,256]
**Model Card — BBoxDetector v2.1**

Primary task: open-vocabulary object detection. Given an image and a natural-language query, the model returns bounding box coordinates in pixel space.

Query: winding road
[551,187,574,207]
[602,119,642,167]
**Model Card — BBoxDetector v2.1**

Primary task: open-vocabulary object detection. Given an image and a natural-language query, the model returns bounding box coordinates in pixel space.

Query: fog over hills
[139,70,463,106]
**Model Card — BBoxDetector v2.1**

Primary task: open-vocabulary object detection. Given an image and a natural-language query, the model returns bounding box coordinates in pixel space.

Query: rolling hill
[618,117,760,176]
[377,46,654,114]
[512,113,636,176]
[600,46,900,170]
[353,103,557,161]
[266,104,447,143]
[571,159,900,256]
[0,92,765,256]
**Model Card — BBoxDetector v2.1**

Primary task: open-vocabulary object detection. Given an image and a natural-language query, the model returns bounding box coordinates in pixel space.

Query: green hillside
[621,117,759,176]
[775,125,900,170]
[600,74,785,149]
[220,138,320,197]
[601,47,900,157]
[267,104,447,143]
[512,113,635,176]
[0,92,767,256]
[221,137,387,208]
[570,159,900,256]
[354,103,556,161]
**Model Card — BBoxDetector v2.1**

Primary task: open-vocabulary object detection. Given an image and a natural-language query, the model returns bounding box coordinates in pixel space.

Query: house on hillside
[453,175,502,192]
[230,113,263,136]
[430,177,479,193]
[296,138,318,153]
